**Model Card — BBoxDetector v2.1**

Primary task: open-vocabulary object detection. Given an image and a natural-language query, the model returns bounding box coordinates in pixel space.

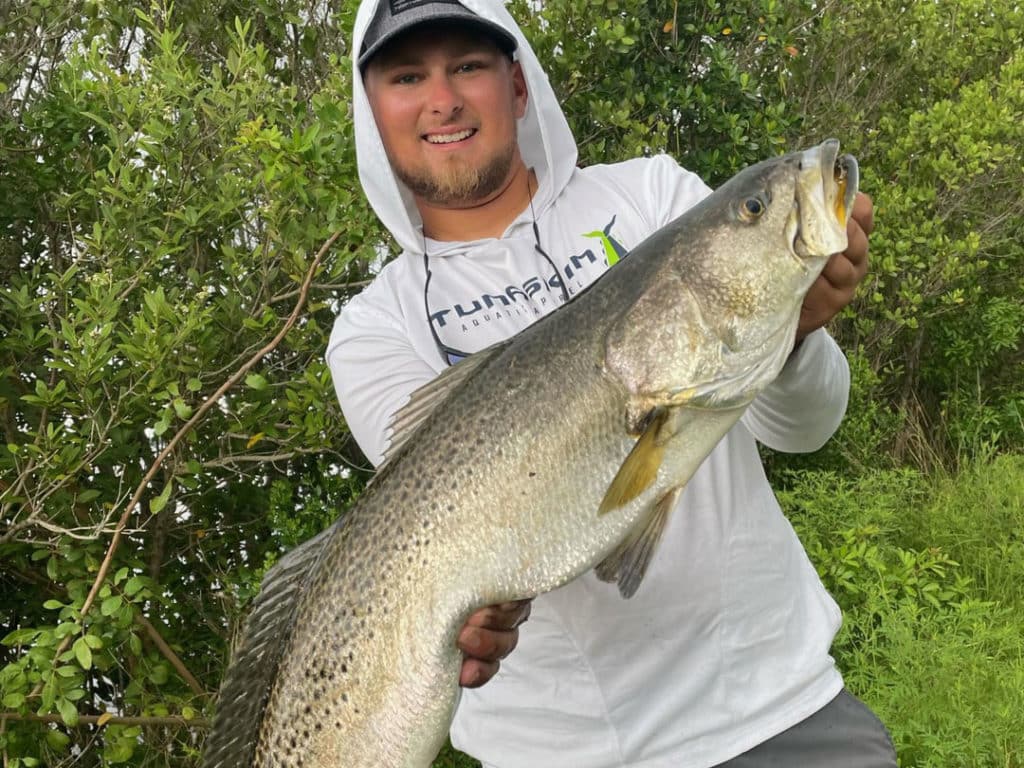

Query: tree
[1,2,376,764]
[789,0,1024,468]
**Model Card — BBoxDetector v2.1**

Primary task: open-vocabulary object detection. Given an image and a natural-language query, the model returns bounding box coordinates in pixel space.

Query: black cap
[359,0,518,69]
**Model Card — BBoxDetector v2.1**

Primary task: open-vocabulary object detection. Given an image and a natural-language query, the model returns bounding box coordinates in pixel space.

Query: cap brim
[359,16,517,68]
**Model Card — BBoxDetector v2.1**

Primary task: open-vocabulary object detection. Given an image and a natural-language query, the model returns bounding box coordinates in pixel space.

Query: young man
[327,1,893,766]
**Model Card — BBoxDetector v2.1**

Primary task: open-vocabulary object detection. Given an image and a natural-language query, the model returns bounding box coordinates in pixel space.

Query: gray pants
[714,690,897,768]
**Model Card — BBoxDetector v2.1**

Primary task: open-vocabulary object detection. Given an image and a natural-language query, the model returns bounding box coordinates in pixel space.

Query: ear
[511,61,528,119]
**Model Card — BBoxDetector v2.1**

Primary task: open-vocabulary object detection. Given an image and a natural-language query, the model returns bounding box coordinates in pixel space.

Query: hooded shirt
[327,2,849,766]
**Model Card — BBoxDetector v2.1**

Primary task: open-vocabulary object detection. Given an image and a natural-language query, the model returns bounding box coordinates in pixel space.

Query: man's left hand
[796,191,873,341]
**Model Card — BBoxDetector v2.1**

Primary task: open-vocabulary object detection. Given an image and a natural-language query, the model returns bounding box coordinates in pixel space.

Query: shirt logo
[582,215,628,267]
[430,215,629,333]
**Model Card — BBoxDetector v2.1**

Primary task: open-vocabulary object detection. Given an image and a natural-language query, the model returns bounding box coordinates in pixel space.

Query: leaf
[46,729,72,751]
[124,576,145,596]
[57,697,79,727]
[172,398,192,419]
[83,633,104,649]
[2,628,41,645]
[97,712,113,726]
[2,692,25,708]
[150,480,173,514]
[101,595,122,616]
[73,637,92,669]
[245,373,268,390]
[246,431,265,449]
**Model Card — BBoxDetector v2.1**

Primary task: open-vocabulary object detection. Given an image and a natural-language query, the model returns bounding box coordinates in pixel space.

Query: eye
[740,195,767,221]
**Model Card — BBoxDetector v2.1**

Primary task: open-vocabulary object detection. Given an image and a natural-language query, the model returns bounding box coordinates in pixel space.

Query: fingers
[457,624,517,687]
[850,191,874,236]
[820,249,864,293]
[457,600,532,689]
[819,191,872,295]
[459,658,500,688]
[462,600,532,631]
[795,194,874,340]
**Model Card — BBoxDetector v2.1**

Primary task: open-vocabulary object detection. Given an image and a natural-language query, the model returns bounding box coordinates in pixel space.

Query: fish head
[707,138,858,297]
[605,140,859,407]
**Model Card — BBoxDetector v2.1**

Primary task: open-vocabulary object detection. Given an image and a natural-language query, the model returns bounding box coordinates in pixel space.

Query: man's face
[363,24,528,209]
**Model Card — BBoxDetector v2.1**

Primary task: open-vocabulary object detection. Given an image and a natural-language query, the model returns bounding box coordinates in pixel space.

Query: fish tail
[201,524,336,768]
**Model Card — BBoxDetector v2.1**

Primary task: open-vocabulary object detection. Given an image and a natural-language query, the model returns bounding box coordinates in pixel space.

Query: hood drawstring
[422,170,571,367]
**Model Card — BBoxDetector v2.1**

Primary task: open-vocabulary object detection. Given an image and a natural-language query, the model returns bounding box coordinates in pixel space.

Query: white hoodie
[327,2,848,766]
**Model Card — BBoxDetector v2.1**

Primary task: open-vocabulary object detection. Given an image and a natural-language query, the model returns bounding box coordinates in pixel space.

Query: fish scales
[257,278,659,766]
[203,140,860,768]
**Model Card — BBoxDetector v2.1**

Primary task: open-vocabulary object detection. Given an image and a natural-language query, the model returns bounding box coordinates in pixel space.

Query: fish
[201,139,859,768]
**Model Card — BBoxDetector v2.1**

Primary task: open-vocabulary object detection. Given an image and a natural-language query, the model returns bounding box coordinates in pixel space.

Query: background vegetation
[0,0,1020,765]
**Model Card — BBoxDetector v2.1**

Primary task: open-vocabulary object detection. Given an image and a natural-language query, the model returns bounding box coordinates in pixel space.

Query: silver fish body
[203,140,859,768]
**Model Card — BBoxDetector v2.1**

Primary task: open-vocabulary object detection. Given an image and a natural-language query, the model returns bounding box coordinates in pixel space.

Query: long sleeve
[741,328,850,453]
[325,288,440,468]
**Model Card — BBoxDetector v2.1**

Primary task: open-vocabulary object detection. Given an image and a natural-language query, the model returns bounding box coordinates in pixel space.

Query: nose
[425,73,462,118]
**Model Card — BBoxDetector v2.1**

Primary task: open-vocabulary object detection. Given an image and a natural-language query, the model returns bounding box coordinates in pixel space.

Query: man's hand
[457,599,532,688]
[796,192,874,341]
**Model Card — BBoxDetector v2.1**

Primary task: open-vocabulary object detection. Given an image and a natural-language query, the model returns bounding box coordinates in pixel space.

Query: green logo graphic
[582,215,628,266]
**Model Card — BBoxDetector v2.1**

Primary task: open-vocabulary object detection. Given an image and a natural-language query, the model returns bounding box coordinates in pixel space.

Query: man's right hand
[457,600,532,688]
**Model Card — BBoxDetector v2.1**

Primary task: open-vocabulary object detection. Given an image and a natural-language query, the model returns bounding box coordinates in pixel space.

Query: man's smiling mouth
[425,128,476,144]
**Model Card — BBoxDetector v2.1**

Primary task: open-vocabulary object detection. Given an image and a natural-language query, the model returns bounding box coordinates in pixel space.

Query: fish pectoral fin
[595,485,682,598]
[598,406,674,516]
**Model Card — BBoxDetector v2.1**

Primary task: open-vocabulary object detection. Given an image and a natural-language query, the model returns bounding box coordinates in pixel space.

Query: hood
[351,0,579,255]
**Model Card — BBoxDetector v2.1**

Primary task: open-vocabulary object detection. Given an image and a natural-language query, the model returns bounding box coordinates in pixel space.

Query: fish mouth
[790,139,859,262]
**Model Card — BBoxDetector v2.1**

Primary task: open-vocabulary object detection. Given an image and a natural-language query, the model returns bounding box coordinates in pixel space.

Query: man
[327,0,892,766]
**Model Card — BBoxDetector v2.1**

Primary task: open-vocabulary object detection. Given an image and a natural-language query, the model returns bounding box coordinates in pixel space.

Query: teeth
[426,129,474,144]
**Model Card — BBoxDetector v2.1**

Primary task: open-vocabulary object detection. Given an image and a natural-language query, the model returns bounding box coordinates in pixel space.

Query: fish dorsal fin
[595,485,682,598]
[201,524,335,768]
[378,341,508,471]
[598,406,676,516]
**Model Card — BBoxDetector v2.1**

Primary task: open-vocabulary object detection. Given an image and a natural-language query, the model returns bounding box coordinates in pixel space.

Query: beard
[394,139,517,207]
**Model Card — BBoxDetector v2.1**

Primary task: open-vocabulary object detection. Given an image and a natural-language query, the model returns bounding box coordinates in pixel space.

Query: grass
[782,453,1024,767]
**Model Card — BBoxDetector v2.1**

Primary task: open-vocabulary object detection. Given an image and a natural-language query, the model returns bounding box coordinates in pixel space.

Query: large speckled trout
[203,140,858,768]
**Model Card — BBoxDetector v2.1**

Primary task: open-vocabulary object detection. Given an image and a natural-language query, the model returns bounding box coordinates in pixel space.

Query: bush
[780,456,1024,767]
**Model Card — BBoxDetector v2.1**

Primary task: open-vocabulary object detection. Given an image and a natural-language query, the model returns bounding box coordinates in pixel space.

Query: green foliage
[791,0,1024,466]
[508,0,811,182]
[781,455,1024,767]
[1,0,376,763]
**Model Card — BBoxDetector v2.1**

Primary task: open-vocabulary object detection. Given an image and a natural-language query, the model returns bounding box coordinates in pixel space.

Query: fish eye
[740,195,767,221]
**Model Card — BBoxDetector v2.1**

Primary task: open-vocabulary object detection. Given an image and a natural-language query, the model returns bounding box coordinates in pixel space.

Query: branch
[33,232,341,696]
[201,447,323,469]
[269,278,372,304]
[0,712,210,729]
[132,613,208,698]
